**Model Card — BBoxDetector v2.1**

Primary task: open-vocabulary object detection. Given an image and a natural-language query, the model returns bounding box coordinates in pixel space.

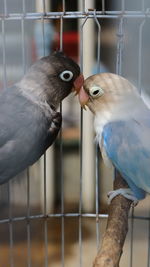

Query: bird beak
[72,74,84,94]
[73,74,89,110]
[78,86,89,110]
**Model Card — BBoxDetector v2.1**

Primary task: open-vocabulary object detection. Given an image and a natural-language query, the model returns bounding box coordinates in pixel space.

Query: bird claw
[49,112,62,134]
[107,188,139,206]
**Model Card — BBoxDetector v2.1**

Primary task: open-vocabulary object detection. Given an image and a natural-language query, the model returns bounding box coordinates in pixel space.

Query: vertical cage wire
[102,0,105,14]
[142,0,145,12]
[21,0,26,75]
[2,18,7,89]
[4,0,7,15]
[148,209,150,267]
[62,0,65,13]
[44,155,49,267]
[129,207,134,267]
[26,168,31,267]
[60,1,65,265]
[138,18,145,94]
[60,16,64,51]
[37,2,49,266]
[8,182,14,267]
[42,0,46,14]
[79,15,88,267]
[121,0,125,12]
[43,151,49,267]
[5,0,14,262]
[41,3,49,264]
[116,17,124,75]
[81,0,86,12]
[22,3,32,265]
[93,10,101,250]
[59,103,65,267]
[2,0,7,88]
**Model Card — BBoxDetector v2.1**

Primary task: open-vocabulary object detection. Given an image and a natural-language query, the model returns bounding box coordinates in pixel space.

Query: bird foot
[49,112,62,135]
[107,188,138,206]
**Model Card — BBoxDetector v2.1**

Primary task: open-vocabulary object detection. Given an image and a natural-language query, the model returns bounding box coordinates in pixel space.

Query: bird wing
[102,115,150,199]
[0,87,59,183]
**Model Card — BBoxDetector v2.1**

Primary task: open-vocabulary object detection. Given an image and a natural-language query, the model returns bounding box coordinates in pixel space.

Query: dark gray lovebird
[0,51,84,183]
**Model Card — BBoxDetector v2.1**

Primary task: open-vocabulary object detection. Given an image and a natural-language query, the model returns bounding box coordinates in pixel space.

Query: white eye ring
[89,86,104,98]
[59,70,73,82]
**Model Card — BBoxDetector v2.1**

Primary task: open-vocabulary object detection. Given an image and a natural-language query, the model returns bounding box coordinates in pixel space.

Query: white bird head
[79,73,139,115]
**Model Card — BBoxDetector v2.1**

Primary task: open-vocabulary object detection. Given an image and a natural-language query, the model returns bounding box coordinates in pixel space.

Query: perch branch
[93,171,133,267]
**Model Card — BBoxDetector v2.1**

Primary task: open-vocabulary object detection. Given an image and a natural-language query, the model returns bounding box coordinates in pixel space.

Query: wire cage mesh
[0,0,150,266]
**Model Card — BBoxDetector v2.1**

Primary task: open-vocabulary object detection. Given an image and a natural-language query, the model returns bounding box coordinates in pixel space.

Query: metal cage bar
[93,10,101,251]
[129,207,134,267]
[60,2,65,266]
[148,208,150,267]
[138,18,146,94]
[8,182,14,267]
[41,2,49,264]
[26,169,31,267]
[79,15,88,267]
[2,11,150,20]
[2,18,7,89]
[1,212,150,224]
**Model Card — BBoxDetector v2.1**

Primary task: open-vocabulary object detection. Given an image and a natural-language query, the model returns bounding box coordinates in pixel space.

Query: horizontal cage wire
[0,0,150,267]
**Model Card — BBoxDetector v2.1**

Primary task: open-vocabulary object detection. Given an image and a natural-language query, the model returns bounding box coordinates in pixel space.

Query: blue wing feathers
[103,114,150,199]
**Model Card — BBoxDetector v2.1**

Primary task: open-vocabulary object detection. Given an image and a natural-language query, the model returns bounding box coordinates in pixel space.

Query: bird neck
[16,78,56,116]
[16,75,57,110]
[17,76,47,100]
[94,92,144,140]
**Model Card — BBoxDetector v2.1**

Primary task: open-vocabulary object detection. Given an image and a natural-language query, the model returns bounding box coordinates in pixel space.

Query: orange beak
[78,86,89,110]
[72,74,84,94]
[73,74,89,110]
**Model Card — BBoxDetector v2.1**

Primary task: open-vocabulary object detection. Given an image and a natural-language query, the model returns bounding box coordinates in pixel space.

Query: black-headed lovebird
[0,51,84,183]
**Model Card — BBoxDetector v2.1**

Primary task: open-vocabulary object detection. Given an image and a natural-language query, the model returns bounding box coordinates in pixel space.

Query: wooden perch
[93,171,133,267]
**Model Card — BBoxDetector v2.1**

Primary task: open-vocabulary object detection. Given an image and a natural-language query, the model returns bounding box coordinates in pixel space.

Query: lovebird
[0,51,84,184]
[78,72,150,202]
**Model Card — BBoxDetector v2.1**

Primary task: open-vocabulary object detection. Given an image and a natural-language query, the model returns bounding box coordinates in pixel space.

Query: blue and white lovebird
[78,73,150,203]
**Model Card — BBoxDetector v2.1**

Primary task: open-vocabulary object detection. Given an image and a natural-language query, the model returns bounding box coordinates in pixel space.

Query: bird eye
[59,70,73,82]
[89,86,104,98]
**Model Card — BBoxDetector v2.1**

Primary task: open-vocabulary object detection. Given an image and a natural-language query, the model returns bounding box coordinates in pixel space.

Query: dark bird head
[18,51,84,109]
